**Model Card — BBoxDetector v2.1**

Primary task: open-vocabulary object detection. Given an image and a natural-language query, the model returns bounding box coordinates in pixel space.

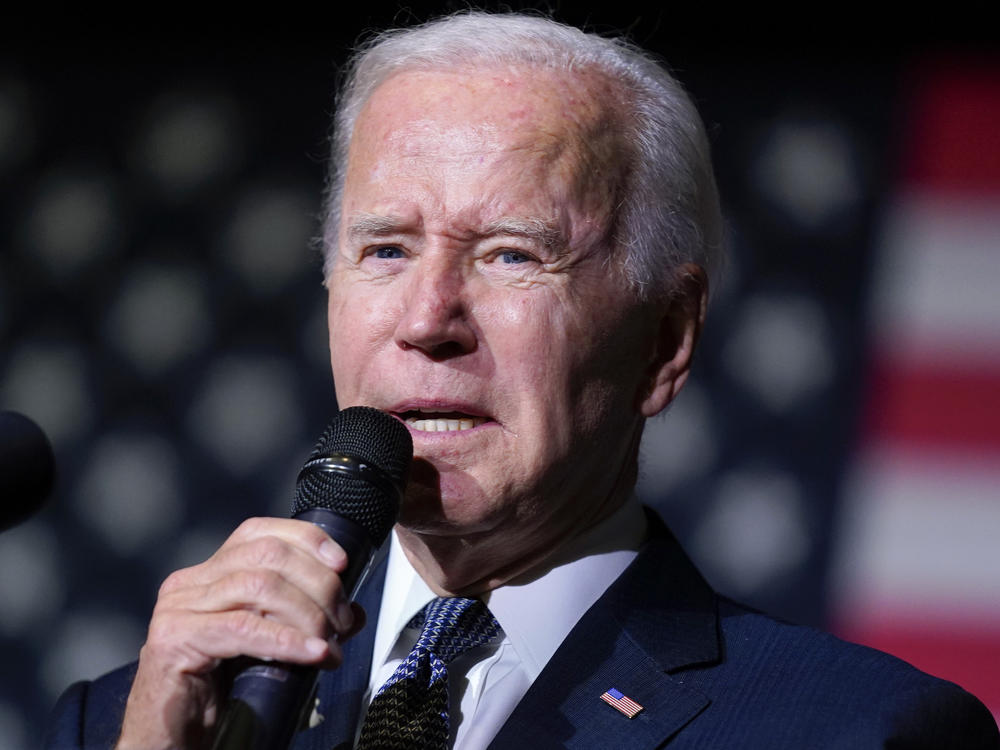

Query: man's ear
[637,263,708,418]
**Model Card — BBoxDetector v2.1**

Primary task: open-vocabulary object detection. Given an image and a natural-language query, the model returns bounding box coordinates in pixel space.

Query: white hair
[321,11,723,301]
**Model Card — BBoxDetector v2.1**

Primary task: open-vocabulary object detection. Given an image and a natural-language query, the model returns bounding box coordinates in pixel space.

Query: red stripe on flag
[835,616,1000,715]
[903,62,1000,190]
[863,360,1000,451]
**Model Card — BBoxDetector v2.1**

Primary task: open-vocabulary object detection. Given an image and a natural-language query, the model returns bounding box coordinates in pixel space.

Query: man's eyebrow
[346,213,567,249]
[345,214,411,241]
[482,217,564,248]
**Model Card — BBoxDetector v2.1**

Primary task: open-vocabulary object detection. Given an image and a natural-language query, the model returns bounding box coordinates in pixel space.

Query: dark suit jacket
[45,514,1000,749]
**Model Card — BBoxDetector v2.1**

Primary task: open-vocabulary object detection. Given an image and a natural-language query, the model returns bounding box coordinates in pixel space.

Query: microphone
[0,411,56,532]
[211,406,412,750]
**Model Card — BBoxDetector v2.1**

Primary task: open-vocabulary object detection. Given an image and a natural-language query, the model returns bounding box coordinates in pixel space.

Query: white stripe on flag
[871,193,1000,367]
[833,444,1000,619]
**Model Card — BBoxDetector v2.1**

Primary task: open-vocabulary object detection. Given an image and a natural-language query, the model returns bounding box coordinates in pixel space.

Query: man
[47,12,998,749]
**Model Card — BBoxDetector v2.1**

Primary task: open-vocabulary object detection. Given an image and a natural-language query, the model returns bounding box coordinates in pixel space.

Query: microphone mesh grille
[292,407,412,545]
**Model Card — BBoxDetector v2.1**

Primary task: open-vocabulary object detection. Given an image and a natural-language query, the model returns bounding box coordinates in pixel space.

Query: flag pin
[600,687,644,718]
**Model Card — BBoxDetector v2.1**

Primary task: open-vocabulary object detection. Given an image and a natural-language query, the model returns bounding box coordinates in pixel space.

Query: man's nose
[394,257,476,358]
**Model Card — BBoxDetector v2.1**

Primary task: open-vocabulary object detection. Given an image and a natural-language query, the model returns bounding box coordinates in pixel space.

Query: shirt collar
[371,497,647,682]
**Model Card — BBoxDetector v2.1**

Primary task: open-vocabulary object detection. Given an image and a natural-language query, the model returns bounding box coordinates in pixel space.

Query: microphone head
[0,411,56,532]
[293,407,412,546]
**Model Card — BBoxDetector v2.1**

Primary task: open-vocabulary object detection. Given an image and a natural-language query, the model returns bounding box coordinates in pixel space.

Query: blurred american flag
[831,60,1000,719]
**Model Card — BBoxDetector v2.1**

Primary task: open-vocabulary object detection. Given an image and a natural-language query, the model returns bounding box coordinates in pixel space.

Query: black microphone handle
[210,508,382,750]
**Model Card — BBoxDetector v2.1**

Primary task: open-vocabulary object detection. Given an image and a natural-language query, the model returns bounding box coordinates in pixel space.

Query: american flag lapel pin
[600,687,644,719]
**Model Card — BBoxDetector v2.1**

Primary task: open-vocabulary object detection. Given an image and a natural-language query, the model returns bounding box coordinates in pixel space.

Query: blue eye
[500,250,531,264]
[374,246,404,259]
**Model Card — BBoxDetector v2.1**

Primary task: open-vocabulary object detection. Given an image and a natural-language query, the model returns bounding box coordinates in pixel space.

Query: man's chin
[396,505,489,537]
[396,488,505,539]
[398,460,495,529]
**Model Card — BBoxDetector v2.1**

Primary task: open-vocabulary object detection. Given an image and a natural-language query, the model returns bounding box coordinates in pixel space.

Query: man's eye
[373,246,405,259]
[500,250,532,264]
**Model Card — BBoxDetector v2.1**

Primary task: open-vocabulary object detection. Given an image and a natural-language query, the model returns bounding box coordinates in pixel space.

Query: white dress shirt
[359,499,648,749]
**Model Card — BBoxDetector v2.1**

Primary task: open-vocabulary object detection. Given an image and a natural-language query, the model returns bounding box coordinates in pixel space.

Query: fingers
[120,517,367,746]
[156,517,358,661]
[176,536,354,634]
[228,516,351,571]
[145,606,341,670]
[167,516,349,589]
[180,518,354,618]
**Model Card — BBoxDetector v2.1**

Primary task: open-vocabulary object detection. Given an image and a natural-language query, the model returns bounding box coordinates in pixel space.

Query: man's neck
[394,485,636,596]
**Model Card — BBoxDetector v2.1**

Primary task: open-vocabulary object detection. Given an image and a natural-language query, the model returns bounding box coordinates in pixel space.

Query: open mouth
[398,409,491,432]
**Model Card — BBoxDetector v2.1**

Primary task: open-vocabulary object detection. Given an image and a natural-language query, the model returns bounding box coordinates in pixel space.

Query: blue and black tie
[356,597,502,750]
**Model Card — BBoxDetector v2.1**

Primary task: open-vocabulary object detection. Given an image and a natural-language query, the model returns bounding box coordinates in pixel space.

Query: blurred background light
[103,261,210,375]
[0,343,96,447]
[186,355,304,477]
[753,114,863,233]
[39,612,145,704]
[691,467,810,597]
[221,186,316,294]
[26,170,119,278]
[75,432,185,557]
[722,292,835,412]
[0,523,65,636]
[133,91,242,198]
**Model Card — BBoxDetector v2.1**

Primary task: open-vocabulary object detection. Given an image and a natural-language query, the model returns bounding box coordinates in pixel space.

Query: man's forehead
[365,67,577,115]
[339,66,627,255]
[380,119,528,161]
[355,67,617,155]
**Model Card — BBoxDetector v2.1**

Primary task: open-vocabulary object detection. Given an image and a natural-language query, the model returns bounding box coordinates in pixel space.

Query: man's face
[327,68,662,571]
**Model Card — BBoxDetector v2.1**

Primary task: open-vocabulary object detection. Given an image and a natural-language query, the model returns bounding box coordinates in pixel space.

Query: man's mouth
[398,409,491,432]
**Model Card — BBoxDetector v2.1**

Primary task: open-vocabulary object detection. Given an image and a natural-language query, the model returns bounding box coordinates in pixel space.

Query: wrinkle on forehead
[376,119,574,182]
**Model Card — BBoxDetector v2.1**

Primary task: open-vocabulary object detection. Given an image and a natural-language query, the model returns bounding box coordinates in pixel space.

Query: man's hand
[116,517,365,750]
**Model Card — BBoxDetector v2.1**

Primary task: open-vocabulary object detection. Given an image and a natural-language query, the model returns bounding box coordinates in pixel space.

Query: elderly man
[47,12,998,750]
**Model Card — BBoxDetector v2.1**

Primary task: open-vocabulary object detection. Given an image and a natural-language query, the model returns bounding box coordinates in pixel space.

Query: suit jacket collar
[609,511,719,673]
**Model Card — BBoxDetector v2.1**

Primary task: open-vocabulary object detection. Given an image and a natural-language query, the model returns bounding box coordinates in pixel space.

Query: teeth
[405,416,488,432]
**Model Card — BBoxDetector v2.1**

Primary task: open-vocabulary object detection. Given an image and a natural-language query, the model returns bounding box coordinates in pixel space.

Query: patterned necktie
[356,597,502,750]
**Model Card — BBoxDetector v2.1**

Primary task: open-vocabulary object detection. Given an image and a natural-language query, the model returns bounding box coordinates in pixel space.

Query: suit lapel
[490,514,719,749]
[292,547,389,750]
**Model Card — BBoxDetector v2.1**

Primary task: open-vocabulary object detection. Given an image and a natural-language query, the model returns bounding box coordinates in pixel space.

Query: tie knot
[359,597,502,749]
[409,597,501,665]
